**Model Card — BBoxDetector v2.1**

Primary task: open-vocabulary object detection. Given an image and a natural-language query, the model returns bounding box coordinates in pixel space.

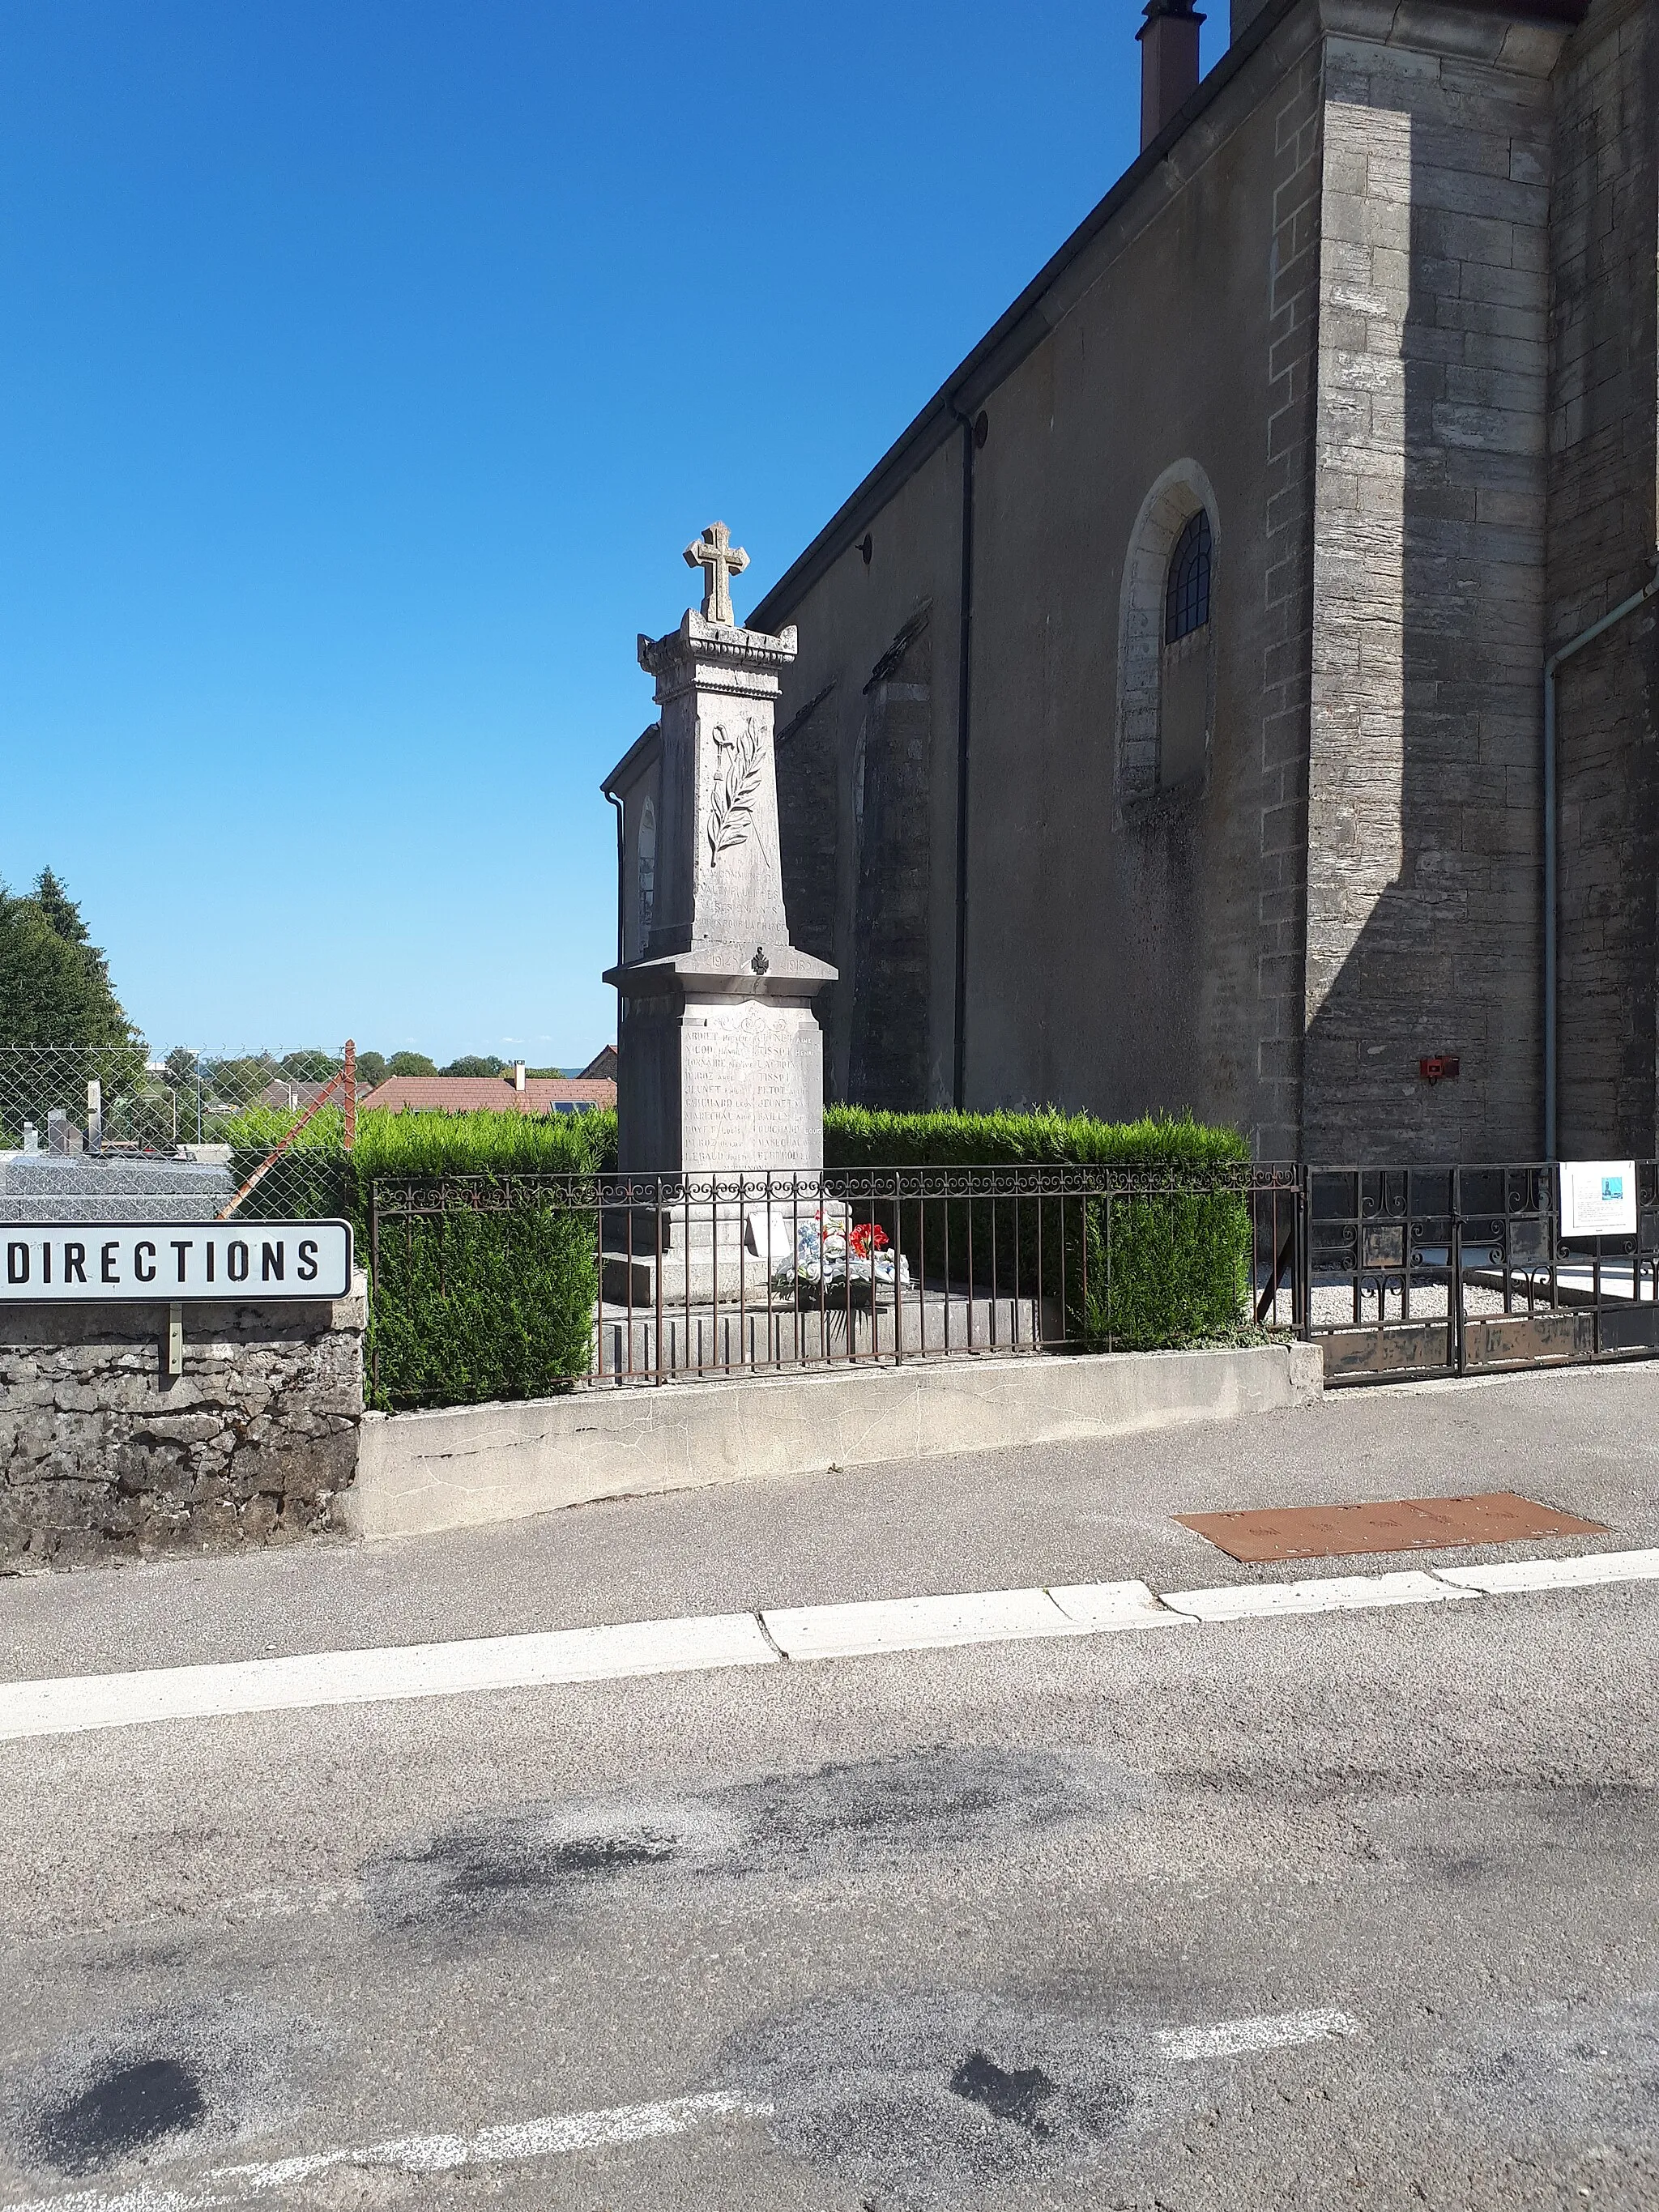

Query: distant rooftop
[357,1075,616,1115]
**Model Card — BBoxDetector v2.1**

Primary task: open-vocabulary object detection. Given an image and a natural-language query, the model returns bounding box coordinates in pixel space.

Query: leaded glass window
[1164,509,1212,644]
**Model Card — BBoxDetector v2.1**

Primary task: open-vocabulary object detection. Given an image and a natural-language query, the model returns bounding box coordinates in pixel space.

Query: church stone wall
[1547,0,1659,1156]
[956,6,1323,1144]
[848,618,935,1106]
[1258,41,1328,1156]
[1301,5,1563,1162]
[766,1,1328,1145]
[770,433,963,1107]
[761,0,1657,1167]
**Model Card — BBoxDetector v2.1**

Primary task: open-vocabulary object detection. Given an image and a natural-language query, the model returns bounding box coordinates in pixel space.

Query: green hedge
[223,1105,616,1410]
[366,1196,598,1411]
[219,1097,1251,1404]
[824,1106,1255,1350]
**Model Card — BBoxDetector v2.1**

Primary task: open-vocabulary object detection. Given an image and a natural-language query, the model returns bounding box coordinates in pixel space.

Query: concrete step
[591,1287,1059,1379]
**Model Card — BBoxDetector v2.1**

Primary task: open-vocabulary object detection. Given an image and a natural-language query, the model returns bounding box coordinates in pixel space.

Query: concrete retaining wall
[0,1279,366,1571]
[351,1341,1324,1540]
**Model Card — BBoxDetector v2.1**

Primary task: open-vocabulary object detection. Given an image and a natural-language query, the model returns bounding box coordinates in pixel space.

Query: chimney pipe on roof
[1138,0,1205,150]
[514,1061,527,1093]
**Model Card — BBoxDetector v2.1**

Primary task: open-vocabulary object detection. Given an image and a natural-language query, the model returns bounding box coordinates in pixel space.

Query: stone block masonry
[1257,38,1325,1160]
[1547,0,1659,1156]
[0,1282,365,1571]
[1303,8,1567,1161]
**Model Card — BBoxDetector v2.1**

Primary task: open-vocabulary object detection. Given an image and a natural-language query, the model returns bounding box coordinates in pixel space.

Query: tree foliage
[278,1049,343,1082]
[0,869,141,1052]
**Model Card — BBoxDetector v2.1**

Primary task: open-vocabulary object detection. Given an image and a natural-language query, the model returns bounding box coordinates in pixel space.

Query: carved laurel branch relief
[706,718,764,865]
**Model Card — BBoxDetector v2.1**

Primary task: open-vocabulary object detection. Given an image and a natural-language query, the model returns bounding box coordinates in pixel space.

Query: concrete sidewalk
[2,1359,1657,1686]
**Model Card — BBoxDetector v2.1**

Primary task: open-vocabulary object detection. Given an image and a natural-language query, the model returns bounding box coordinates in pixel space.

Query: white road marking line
[0,2018,1363,2212]
[0,1614,778,1744]
[217,2090,769,2187]
[1435,1545,1659,1595]
[0,2189,196,2212]
[1,1545,1654,1745]
[761,1586,1085,1660]
[1047,1579,1196,1631]
[1161,2007,1363,2061]
[1160,1569,1472,1622]
[0,2093,770,2212]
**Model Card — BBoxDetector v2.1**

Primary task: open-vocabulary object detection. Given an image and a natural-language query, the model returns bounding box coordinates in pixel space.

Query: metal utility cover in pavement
[1176,1491,1606,1563]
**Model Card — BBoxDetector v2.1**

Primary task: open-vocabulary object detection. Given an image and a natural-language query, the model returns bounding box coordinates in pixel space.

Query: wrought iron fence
[14,1056,1650,1406]
[365,1163,1305,1408]
[1308,1161,1659,1383]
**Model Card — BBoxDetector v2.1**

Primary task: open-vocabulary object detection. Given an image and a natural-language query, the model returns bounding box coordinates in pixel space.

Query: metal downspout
[606,790,625,970]
[1542,556,1659,1157]
[950,405,982,1110]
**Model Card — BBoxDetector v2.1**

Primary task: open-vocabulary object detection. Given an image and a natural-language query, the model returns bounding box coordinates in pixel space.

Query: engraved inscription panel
[679,1006,821,1168]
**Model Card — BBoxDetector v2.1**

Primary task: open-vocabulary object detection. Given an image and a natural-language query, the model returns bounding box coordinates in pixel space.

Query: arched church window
[1165,510,1212,643]
[637,798,656,943]
[1115,459,1218,814]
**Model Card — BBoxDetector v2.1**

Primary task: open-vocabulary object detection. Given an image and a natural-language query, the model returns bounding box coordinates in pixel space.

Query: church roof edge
[601,721,661,799]
[748,0,1589,636]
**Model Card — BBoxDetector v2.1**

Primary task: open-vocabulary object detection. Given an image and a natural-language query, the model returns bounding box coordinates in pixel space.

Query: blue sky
[1,1,1211,1066]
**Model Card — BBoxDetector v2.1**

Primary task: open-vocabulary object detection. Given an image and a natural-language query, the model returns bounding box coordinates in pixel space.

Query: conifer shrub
[823,1106,1254,1349]
[222,1105,616,1409]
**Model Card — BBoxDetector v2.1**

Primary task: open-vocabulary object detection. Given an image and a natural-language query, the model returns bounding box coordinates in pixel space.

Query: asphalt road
[2,1363,1657,2208]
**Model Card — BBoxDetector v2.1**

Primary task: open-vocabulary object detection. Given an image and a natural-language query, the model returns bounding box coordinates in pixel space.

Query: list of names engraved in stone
[680,1018,812,1166]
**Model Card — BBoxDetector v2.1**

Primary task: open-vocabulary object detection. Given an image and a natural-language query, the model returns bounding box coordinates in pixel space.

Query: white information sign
[1558,1160,1638,1239]
[0,1221,352,1302]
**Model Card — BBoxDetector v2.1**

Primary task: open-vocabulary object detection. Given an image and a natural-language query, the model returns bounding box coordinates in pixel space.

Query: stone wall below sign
[0,1280,365,1572]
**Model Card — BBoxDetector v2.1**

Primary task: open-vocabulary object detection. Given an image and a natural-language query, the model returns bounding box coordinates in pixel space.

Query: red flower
[848,1221,889,1258]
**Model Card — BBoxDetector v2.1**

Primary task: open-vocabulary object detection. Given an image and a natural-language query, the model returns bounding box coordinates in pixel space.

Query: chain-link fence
[0,1044,358,1224]
[0,1042,356,1152]
[0,1042,619,1238]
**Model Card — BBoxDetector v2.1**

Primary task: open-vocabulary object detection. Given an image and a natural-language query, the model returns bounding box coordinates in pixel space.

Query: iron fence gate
[365,1163,1306,1406]
[1306,1160,1659,1384]
[351,1156,1659,1405]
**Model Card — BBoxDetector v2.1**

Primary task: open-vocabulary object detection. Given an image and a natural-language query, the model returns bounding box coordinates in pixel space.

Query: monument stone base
[608,948,833,1177]
[601,1189,850,1308]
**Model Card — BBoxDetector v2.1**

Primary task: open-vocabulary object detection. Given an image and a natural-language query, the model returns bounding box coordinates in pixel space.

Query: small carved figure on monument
[683,521,748,629]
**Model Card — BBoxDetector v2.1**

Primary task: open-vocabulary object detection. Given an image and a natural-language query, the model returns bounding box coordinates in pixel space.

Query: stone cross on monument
[600,526,838,1296]
[683,522,748,629]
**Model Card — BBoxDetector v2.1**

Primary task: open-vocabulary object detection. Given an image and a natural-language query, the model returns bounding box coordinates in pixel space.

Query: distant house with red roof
[356,1065,615,1116]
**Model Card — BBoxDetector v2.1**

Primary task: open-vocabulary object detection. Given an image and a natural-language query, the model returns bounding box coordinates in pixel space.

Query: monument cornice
[604,944,836,1002]
[637,610,799,699]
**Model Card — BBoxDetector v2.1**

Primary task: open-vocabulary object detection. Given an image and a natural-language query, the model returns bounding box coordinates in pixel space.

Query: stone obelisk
[603,525,837,1221]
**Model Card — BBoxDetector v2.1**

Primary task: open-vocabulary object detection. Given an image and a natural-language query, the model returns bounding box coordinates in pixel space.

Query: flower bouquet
[772,1212,913,1309]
